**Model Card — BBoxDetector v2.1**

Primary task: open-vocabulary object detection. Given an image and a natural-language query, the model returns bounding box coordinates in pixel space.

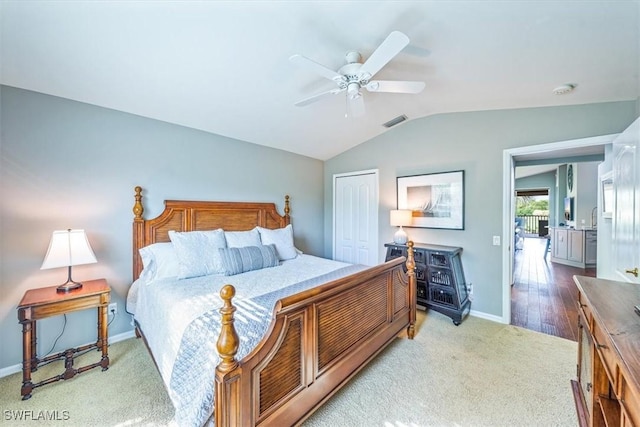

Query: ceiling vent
[383,114,408,128]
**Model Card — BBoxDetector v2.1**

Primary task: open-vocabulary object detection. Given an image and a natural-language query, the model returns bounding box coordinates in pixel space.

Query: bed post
[284,195,290,225]
[215,285,242,427]
[406,241,417,339]
[133,186,145,281]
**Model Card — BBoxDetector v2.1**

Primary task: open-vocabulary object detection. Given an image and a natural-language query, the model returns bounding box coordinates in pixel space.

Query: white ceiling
[1,1,638,161]
[515,164,560,180]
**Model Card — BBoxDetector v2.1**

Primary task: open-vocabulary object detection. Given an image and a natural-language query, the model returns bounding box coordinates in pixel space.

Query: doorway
[501,133,619,324]
[515,188,550,238]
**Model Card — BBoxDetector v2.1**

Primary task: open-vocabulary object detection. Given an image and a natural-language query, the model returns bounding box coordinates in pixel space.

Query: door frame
[501,134,619,324]
[332,169,379,263]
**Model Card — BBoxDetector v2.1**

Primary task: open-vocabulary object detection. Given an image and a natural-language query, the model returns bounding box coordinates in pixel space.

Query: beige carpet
[0,310,578,426]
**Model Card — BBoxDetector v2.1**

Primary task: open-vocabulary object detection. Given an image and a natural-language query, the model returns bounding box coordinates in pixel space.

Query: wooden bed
[131,186,417,426]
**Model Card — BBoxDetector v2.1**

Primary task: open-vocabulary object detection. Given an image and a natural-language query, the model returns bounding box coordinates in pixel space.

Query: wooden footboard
[215,244,416,426]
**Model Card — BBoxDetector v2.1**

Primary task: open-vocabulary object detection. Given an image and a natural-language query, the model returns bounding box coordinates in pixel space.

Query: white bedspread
[128,254,362,426]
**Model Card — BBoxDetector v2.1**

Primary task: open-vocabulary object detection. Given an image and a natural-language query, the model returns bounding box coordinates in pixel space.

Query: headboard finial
[284,195,290,219]
[133,186,144,220]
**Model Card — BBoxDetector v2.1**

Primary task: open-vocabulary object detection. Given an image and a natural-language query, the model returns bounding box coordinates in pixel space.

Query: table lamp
[41,229,97,293]
[390,209,413,244]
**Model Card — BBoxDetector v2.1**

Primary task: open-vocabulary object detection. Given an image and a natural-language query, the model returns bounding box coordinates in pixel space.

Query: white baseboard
[110,329,137,343]
[418,304,506,325]
[0,328,137,379]
[469,309,506,324]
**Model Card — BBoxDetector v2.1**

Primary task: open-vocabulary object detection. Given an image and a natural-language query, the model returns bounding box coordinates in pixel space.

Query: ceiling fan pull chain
[344,94,348,118]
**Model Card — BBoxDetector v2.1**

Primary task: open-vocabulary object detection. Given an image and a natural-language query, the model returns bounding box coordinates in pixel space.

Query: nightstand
[17,278,110,400]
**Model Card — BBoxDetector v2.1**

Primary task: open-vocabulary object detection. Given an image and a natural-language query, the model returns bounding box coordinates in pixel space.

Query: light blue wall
[574,162,600,227]
[324,101,638,319]
[2,86,638,372]
[0,86,324,370]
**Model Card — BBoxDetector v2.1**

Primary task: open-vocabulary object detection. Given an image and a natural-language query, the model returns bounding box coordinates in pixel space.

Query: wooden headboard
[132,186,290,280]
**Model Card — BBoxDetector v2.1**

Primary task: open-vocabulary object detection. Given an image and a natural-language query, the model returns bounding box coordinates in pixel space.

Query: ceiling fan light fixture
[345,51,361,64]
[347,82,361,99]
[552,83,577,95]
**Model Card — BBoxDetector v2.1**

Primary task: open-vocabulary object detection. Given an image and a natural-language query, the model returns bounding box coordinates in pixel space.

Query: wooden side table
[17,278,110,400]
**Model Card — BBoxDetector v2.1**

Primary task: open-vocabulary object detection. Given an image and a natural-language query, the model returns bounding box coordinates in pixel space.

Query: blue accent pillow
[218,244,279,276]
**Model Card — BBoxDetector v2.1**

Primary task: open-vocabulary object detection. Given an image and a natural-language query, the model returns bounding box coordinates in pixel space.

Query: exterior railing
[516,215,549,236]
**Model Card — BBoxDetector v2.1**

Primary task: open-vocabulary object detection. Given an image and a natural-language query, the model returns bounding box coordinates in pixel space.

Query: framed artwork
[397,170,465,230]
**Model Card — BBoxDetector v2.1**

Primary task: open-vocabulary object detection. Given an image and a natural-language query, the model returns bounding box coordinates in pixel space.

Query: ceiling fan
[290,31,425,117]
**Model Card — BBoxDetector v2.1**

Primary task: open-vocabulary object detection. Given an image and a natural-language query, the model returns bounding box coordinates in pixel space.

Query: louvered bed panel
[146,211,182,243]
[393,269,410,315]
[316,275,388,371]
[258,316,303,416]
[193,209,261,231]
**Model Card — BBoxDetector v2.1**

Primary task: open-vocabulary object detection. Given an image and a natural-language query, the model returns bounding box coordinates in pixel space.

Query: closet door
[333,170,379,266]
[612,117,640,283]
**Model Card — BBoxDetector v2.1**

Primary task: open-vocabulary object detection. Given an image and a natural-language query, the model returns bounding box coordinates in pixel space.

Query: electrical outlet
[492,236,500,246]
[108,303,117,315]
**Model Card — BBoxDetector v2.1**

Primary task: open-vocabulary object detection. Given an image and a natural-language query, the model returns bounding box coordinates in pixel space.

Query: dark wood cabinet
[385,242,471,325]
[572,275,640,427]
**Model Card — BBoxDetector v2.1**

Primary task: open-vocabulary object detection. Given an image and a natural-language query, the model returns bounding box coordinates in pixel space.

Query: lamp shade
[390,209,413,226]
[41,229,97,270]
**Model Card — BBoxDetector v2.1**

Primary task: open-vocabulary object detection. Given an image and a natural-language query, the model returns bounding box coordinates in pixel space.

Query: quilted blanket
[131,255,366,426]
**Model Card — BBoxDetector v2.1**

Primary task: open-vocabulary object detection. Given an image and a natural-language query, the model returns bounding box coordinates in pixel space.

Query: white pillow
[224,228,261,248]
[138,242,180,280]
[257,224,298,260]
[168,229,227,279]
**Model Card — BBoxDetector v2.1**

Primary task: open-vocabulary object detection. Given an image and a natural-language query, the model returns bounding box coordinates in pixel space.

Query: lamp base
[56,280,83,293]
[393,227,408,245]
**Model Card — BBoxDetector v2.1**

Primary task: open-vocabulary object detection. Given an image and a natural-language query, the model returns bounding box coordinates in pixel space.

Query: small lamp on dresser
[390,209,413,245]
[41,229,97,293]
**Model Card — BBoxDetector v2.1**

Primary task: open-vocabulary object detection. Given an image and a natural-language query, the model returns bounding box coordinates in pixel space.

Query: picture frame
[601,171,613,219]
[397,170,465,230]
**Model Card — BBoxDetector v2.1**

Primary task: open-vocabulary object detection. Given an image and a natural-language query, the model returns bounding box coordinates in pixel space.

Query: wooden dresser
[572,275,640,427]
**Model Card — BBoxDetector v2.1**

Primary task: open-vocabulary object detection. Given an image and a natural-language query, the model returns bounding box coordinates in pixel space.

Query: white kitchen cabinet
[550,227,596,268]
[567,229,584,262]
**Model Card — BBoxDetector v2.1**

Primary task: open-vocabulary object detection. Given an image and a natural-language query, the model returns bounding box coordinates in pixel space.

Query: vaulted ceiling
[2,1,638,160]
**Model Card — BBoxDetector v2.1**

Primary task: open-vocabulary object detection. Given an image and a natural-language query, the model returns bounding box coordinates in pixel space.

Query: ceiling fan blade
[346,93,365,118]
[294,88,344,107]
[359,31,410,79]
[366,80,425,94]
[290,54,344,82]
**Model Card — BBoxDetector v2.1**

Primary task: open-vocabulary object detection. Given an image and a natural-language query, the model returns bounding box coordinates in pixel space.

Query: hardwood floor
[510,236,595,342]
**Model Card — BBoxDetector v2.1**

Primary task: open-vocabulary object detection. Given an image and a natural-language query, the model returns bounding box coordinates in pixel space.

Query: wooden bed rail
[214,242,416,426]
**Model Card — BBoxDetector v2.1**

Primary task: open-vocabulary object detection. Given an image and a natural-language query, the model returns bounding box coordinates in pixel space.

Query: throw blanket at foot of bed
[215,253,416,427]
[169,264,367,426]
